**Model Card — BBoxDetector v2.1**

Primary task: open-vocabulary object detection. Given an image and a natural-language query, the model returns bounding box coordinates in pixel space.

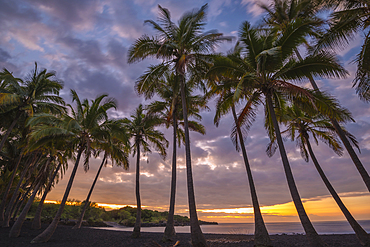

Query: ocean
[99,220,370,235]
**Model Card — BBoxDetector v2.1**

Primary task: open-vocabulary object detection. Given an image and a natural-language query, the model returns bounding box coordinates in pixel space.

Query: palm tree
[31,159,65,229]
[206,72,271,246]
[73,119,130,229]
[315,0,370,102]
[29,90,117,243]
[9,155,54,237]
[2,150,41,227]
[0,146,24,222]
[128,5,231,246]
[278,105,370,245]
[124,104,168,238]
[260,0,370,192]
[209,20,350,246]
[0,63,65,152]
[143,72,206,242]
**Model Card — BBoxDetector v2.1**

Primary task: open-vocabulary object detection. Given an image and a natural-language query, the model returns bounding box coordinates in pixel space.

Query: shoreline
[0,221,364,246]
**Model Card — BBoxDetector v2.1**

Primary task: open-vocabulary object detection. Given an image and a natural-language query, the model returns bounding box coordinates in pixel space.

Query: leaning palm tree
[73,120,130,229]
[2,149,42,227]
[124,104,168,238]
[277,105,370,246]
[9,154,55,237]
[206,72,271,246]
[144,72,206,242]
[209,20,351,246]
[128,5,231,246]
[260,0,370,192]
[31,156,66,229]
[29,90,117,243]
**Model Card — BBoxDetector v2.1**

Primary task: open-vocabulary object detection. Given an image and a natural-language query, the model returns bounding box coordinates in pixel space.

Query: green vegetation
[26,200,216,227]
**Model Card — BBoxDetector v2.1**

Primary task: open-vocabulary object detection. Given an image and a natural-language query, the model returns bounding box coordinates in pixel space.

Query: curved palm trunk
[11,193,27,222]
[180,75,207,247]
[3,155,38,227]
[163,112,178,242]
[0,111,21,152]
[73,155,106,229]
[12,178,37,221]
[0,152,24,222]
[331,120,370,192]
[305,139,370,246]
[31,147,84,243]
[9,180,42,237]
[10,193,22,221]
[295,48,370,192]
[232,106,271,246]
[266,95,325,247]
[132,144,141,238]
[32,162,62,229]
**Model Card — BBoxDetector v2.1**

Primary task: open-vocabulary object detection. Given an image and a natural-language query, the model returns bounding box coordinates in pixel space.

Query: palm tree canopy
[259,0,326,41]
[208,21,353,143]
[124,104,168,159]
[27,89,118,171]
[0,63,65,116]
[315,0,370,101]
[276,104,358,161]
[128,4,233,81]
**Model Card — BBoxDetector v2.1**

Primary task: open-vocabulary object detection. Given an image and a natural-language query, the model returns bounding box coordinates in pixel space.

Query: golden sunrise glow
[95,203,140,210]
[197,194,370,223]
[44,200,141,210]
[200,207,254,214]
[45,194,370,223]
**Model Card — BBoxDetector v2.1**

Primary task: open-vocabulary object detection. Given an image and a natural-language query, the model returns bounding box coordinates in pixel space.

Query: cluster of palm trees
[1,0,370,246]
[0,64,130,240]
[127,1,370,247]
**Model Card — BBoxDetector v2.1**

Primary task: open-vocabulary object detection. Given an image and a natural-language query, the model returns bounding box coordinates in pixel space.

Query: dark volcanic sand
[0,222,363,247]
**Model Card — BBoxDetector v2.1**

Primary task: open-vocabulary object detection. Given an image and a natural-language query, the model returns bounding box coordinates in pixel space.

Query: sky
[1,0,369,224]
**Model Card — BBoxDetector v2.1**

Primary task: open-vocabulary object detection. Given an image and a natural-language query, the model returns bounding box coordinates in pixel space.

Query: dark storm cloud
[0,48,11,62]
[25,0,102,31]
[107,39,128,68]
[58,37,107,68]
[0,0,41,25]
[59,63,142,114]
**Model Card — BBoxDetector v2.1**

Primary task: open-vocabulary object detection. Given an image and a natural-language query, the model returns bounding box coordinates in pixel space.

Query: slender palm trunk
[11,179,36,221]
[295,48,370,192]
[9,180,42,237]
[232,106,271,246]
[31,147,84,243]
[331,120,370,192]
[266,95,325,247]
[163,112,178,242]
[31,162,62,230]
[10,192,22,221]
[0,152,24,222]
[3,154,39,227]
[73,155,106,229]
[132,144,141,238]
[11,194,26,222]
[179,75,207,247]
[0,111,21,152]
[305,138,370,246]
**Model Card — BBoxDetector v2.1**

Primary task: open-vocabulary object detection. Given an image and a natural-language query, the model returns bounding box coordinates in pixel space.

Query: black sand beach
[0,222,363,247]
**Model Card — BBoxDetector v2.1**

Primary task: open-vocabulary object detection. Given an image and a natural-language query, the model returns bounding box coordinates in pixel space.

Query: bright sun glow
[197,194,370,223]
[45,194,370,222]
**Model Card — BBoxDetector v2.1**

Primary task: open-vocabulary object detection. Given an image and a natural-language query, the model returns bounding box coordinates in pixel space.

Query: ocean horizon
[98,220,370,235]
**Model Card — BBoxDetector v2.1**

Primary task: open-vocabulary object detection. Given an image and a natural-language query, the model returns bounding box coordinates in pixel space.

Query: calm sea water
[98,220,370,235]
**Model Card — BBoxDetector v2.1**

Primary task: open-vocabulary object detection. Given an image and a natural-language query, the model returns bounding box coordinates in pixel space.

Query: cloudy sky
[1,0,369,224]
